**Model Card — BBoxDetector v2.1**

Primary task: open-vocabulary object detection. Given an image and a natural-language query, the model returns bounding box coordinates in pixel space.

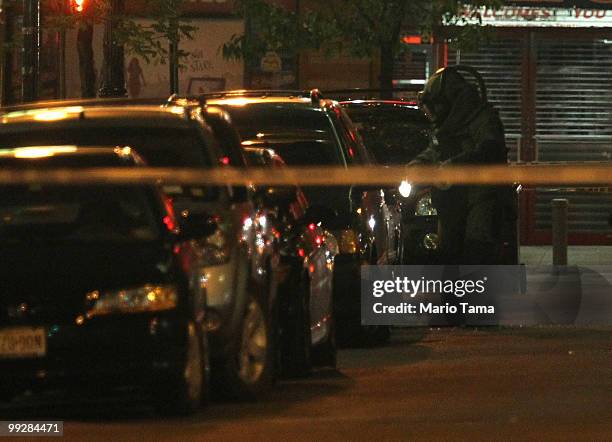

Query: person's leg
[436,189,468,265]
[463,198,501,265]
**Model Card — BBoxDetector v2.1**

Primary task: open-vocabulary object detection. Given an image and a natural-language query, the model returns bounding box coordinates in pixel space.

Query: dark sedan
[0,101,278,399]
[0,147,213,414]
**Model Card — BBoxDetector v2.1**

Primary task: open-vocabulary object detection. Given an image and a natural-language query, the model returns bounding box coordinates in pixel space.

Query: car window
[224,105,335,142]
[343,105,430,165]
[0,184,161,242]
[0,126,212,168]
[255,140,341,166]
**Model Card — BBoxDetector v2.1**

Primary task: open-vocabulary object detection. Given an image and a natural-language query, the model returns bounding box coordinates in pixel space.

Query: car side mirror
[179,212,218,239]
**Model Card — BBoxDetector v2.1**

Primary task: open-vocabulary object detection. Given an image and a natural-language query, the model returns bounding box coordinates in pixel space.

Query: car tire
[280,272,312,378]
[217,289,275,399]
[311,314,337,368]
[156,320,208,416]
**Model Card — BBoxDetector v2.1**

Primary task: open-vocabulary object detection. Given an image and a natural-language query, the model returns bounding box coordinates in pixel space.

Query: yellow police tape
[0,164,610,186]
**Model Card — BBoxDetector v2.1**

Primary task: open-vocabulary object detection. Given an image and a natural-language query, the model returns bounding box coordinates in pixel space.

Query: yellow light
[147,291,157,302]
[33,110,68,121]
[74,0,85,12]
[168,106,185,115]
[114,146,132,157]
[9,146,78,159]
[219,98,251,107]
[336,229,359,254]
[31,106,83,122]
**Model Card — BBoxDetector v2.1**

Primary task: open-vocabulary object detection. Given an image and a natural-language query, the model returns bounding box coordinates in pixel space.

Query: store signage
[455,5,612,26]
[260,51,282,73]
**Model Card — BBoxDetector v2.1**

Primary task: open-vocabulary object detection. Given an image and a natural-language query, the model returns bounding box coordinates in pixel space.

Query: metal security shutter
[449,40,523,162]
[535,189,612,233]
[535,39,612,236]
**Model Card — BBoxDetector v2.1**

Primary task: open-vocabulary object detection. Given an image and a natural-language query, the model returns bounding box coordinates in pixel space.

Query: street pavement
[6,327,612,441]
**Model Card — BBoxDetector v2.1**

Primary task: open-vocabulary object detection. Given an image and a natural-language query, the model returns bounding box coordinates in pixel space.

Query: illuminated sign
[455,6,612,27]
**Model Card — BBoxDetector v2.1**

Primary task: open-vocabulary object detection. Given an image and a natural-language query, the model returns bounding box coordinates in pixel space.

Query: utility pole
[22,0,41,102]
[98,0,127,97]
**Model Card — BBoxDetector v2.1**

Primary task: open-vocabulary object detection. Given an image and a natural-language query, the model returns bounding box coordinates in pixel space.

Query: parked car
[0,146,212,414]
[200,104,338,375]
[243,146,338,373]
[339,100,440,263]
[340,98,520,265]
[201,90,402,346]
[0,101,277,398]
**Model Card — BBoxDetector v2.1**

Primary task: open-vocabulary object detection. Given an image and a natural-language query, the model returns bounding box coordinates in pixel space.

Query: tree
[223,0,501,97]
[44,0,197,97]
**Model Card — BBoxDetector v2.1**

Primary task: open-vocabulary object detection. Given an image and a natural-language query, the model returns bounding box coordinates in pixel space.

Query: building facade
[440,0,612,245]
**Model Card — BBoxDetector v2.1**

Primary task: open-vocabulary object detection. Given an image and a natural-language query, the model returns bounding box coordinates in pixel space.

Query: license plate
[0,327,46,358]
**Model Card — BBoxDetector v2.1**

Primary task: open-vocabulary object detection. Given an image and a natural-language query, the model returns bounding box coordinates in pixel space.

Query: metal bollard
[552,198,569,265]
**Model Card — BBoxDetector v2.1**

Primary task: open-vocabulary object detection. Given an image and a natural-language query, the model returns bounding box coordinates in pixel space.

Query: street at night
[2,0,612,440]
[3,327,610,441]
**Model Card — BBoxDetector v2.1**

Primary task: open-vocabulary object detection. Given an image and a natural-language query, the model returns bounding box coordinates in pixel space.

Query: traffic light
[71,0,85,13]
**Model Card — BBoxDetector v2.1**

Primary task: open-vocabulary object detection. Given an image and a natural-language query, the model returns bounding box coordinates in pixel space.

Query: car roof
[0,102,191,127]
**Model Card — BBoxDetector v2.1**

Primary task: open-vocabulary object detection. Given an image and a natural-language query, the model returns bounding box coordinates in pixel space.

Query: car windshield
[0,127,210,167]
[343,105,430,165]
[0,184,160,242]
[224,105,335,142]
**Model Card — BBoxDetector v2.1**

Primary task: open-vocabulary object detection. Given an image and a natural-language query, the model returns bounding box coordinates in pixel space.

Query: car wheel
[280,272,312,378]
[156,321,207,416]
[311,314,337,368]
[218,291,275,399]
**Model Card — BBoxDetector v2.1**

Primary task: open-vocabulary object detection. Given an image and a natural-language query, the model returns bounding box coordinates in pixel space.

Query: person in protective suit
[411,66,509,265]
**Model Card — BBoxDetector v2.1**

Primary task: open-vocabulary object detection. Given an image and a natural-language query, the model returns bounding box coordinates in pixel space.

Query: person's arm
[408,137,440,165]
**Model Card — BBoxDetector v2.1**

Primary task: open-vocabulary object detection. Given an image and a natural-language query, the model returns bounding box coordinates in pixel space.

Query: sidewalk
[521,246,612,266]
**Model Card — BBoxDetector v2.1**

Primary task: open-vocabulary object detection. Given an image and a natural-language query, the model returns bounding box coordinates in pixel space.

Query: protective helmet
[418,67,467,126]
[418,65,489,130]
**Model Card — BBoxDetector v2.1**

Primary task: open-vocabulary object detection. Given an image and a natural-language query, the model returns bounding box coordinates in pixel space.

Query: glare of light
[74,0,85,12]
[243,217,253,230]
[168,106,185,115]
[33,110,69,121]
[114,146,132,157]
[399,180,412,198]
[10,146,78,159]
[368,216,376,231]
[356,208,362,215]
[258,215,267,228]
[256,133,265,138]
[220,98,251,107]
[241,140,256,146]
